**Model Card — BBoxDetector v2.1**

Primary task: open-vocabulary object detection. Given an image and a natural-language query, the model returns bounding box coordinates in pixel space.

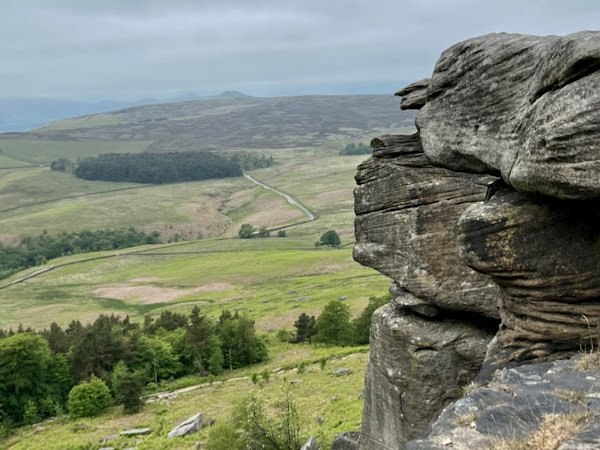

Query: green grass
[0,240,387,331]
[0,154,33,168]
[0,140,150,163]
[1,347,368,449]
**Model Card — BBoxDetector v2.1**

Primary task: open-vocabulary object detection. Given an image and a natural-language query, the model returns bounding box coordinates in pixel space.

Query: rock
[208,418,216,427]
[457,186,600,366]
[405,355,600,449]
[395,78,430,110]
[290,379,303,384]
[417,32,600,200]
[331,395,339,402]
[167,413,204,438]
[317,416,325,424]
[300,435,319,450]
[358,303,495,449]
[100,435,119,444]
[332,431,360,450]
[354,133,500,318]
[120,428,151,436]
[331,369,351,376]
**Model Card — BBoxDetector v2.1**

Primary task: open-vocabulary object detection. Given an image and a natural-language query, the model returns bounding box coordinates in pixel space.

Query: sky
[2,0,600,101]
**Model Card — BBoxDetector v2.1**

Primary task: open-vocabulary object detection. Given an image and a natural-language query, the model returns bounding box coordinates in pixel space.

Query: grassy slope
[0,96,412,449]
[3,350,369,449]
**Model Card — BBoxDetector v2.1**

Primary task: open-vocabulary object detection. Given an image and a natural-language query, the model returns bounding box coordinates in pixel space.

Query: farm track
[0,174,335,290]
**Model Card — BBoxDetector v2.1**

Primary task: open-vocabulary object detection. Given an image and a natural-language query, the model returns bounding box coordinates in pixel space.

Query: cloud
[1,0,600,99]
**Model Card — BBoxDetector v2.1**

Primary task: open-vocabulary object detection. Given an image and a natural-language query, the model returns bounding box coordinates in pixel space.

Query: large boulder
[353,133,500,318]
[167,413,204,438]
[358,303,495,449]
[457,185,600,366]
[405,355,600,449]
[417,31,600,200]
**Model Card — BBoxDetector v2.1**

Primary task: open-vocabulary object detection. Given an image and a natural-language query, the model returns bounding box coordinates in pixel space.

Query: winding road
[243,173,316,221]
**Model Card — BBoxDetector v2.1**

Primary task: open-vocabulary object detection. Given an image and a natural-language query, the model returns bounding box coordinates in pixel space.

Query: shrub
[316,230,341,248]
[67,377,111,419]
[238,224,255,239]
[277,230,286,237]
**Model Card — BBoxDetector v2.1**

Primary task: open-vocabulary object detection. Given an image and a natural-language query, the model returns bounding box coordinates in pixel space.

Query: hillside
[0,95,415,149]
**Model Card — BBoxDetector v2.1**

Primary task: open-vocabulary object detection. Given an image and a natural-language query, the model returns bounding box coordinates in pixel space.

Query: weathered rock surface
[395,78,430,110]
[358,303,495,449]
[417,31,600,200]
[457,185,600,368]
[167,413,204,438]
[405,355,600,449]
[300,435,319,450]
[354,133,499,317]
[331,430,360,449]
[120,428,151,436]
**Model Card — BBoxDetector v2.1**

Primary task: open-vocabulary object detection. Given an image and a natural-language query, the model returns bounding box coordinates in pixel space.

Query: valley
[0,93,413,449]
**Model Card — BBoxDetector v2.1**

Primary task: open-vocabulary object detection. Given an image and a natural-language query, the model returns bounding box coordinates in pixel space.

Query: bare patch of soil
[93,282,235,304]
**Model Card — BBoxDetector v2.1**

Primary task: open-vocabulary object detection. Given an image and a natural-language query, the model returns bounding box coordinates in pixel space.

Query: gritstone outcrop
[352,31,600,449]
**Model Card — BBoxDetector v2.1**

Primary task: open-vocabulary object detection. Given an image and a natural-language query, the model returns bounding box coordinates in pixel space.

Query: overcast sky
[2,0,600,100]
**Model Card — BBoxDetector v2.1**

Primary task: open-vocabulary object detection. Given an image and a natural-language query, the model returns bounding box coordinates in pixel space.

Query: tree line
[0,307,266,431]
[72,151,242,184]
[283,294,390,347]
[0,228,161,280]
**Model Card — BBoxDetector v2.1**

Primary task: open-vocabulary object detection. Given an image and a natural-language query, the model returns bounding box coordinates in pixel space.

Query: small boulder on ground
[332,368,351,376]
[300,435,319,450]
[167,413,204,438]
[120,428,151,436]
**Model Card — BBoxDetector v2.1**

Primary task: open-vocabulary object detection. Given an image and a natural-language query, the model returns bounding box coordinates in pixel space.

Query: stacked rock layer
[354,31,600,449]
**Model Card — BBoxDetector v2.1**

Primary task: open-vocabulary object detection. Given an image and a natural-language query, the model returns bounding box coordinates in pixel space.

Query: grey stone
[331,369,351,376]
[417,32,600,200]
[395,78,430,110]
[100,435,119,444]
[331,431,360,450]
[290,379,303,384]
[457,186,600,365]
[357,304,495,449]
[405,356,600,449]
[354,133,500,318]
[300,435,319,450]
[167,413,204,438]
[316,416,325,424]
[120,428,151,436]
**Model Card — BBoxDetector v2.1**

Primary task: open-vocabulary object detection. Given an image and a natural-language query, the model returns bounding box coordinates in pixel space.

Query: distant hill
[0,94,415,150]
[0,91,251,133]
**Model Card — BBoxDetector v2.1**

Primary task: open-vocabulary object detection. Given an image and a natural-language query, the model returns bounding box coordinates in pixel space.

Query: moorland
[0,93,414,449]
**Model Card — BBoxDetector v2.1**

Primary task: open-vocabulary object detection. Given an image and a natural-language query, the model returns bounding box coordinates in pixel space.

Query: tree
[291,313,317,343]
[112,363,146,414]
[185,306,214,372]
[137,335,182,383]
[277,230,286,237]
[67,376,111,419]
[313,301,353,346]
[238,224,255,239]
[317,230,341,248]
[217,312,267,371]
[352,294,391,345]
[0,334,55,423]
[208,347,225,376]
[257,226,270,237]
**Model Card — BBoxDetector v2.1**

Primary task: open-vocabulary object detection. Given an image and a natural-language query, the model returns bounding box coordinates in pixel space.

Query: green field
[0,96,410,449]
[0,236,388,331]
[0,140,150,164]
